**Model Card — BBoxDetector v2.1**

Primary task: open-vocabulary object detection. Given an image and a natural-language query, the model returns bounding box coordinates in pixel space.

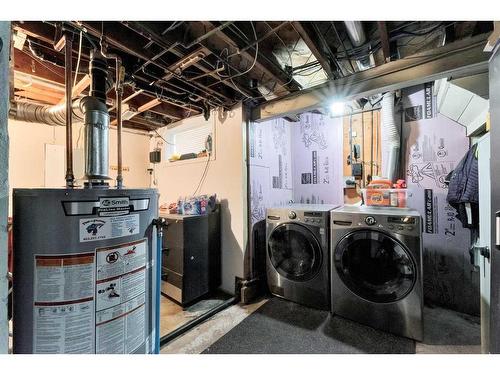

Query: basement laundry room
[2,2,500,372]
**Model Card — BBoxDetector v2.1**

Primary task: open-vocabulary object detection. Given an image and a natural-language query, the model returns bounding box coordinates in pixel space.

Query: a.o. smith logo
[98,197,130,217]
[100,198,129,208]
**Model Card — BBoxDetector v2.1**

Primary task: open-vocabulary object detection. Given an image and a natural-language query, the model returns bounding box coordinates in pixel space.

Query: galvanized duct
[9,99,85,127]
[380,92,400,182]
[81,96,110,181]
[343,21,373,71]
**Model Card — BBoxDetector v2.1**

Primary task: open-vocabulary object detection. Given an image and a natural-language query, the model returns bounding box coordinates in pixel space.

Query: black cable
[192,154,211,196]
[154,129,175,146]
[20,46,65,79]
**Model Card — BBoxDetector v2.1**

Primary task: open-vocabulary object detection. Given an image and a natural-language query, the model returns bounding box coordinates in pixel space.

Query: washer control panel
[361,215,420,234]
[333,211,421,235]
[364,216,377,226]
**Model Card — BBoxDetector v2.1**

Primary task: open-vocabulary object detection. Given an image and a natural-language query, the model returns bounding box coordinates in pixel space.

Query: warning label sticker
[33,253,96,353]
[95,239,147,354]
[79,214,140,242]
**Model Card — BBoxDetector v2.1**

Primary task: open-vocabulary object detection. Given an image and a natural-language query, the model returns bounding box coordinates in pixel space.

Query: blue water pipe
[154,229,162,354]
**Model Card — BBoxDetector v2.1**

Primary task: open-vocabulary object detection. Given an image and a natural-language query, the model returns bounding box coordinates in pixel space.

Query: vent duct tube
[380,92,400,182]
[84,50,110,182]
[343,21,373,70]
[10,100,85,126]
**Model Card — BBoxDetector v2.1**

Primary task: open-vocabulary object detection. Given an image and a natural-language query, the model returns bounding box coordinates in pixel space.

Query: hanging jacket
[446,143,479,229]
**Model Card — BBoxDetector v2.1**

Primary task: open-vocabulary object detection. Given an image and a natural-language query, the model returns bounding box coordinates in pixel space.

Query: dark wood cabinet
[160,207,221,306]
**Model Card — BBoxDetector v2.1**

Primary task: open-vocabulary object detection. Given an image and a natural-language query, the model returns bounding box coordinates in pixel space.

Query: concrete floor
[161,298,482,354]
[159,292,232,337]
[161,298,267,354]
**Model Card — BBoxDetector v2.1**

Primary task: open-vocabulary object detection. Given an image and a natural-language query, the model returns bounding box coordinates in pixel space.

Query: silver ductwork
[10,49,112,183]
[10,97,110,181]
[380,92,400,182]
[10,100,85,126]
[81,96,110,181]
[343,21,366,47]
[343,21,373,71]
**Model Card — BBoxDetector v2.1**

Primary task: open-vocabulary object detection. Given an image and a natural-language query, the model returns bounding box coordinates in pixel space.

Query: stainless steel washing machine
[330,206,423,341]
[266,204,339,310]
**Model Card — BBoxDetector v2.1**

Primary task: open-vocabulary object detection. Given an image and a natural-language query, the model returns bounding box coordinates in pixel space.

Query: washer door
[334,230,416,303]
[268,223,322,282]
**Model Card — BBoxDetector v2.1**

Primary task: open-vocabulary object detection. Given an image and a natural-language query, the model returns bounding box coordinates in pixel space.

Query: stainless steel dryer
[266,204,339,310]
[330,206,423,341]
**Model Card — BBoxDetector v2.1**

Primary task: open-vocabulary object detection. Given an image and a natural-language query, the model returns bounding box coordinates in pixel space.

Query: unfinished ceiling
[10,21,494,131]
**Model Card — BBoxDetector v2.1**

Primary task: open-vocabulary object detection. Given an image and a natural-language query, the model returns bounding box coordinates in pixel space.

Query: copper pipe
[100,38,124,188]
[64,32,75,187]
[115,58,124,189]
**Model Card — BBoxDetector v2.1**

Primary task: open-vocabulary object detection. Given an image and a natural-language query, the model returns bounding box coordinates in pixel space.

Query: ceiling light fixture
[329,101,345,116]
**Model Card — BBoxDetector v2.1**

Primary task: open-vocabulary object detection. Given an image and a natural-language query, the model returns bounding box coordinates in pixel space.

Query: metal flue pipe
[64,32,75,187]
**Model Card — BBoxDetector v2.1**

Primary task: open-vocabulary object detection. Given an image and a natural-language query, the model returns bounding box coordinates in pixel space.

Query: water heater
[13,189,158,354]
[12,43,160,354]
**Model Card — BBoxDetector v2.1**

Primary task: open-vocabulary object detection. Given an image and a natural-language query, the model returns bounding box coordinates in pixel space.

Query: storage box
[361,188,409,208]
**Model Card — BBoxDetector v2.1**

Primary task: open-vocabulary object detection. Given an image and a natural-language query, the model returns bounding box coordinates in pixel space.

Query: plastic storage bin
[361,188,409,208]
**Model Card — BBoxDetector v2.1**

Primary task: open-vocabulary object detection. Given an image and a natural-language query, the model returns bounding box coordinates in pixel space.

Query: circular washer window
[268,223,322,282]
[334,230,416,303]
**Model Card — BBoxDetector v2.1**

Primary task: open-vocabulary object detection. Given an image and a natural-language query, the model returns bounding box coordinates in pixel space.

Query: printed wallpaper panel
[402,83,478,315]
[249,113,343,226]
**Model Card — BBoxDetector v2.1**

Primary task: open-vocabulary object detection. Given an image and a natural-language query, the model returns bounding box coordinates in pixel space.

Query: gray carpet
[203,298,416,354]
[422,305,480,346]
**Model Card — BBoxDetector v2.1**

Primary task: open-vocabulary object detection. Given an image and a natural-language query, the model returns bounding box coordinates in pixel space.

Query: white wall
[151,105,247,294]
[8,119,152,212]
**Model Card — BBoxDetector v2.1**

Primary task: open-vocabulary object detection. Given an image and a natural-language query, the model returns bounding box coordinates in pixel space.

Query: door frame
[488,37,500,354]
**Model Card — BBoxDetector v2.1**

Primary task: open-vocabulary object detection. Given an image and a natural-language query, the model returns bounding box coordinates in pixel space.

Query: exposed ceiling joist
[57,73,90,105]
[111,98,163,125]
[121,21,254,100]
[252,33,490,122]
[198,21,298,94]
[13,47,65,84]
[15,90,61,105]
[377,21,391,63]
[291,22,333,78]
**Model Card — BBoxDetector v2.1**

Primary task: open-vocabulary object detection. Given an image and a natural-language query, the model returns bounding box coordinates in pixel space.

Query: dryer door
[268,223,322,282]
[334,230,416,303]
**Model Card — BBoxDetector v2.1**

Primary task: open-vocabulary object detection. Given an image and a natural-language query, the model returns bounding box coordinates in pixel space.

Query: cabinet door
[163,219,184,274]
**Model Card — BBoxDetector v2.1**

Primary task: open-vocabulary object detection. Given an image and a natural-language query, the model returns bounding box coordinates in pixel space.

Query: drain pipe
[64,32,75,187]
[380,92,400,182]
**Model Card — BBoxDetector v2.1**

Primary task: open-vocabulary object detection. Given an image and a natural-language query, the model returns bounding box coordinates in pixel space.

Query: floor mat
[202,297,416,354]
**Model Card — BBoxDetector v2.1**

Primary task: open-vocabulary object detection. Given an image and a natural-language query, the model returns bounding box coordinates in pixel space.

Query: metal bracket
[474,246,491,259]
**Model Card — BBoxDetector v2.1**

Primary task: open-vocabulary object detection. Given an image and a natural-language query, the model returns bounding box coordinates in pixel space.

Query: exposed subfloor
[161,298,481,354]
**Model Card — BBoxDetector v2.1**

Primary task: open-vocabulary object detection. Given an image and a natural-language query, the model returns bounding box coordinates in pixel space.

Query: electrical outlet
[352,163,363,177]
